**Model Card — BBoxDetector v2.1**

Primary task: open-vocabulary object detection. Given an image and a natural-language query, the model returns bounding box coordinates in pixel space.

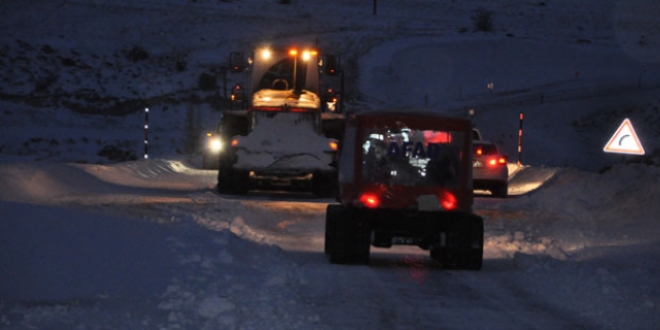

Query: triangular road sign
[603,118,645,155]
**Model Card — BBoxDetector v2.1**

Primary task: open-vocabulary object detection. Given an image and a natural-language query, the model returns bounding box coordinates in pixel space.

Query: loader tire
[217,151,249,195]
[325,205,370,265]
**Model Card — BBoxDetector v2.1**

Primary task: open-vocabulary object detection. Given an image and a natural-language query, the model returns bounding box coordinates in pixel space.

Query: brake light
[440,191,457,210]
[476,147,483,155]
[231,139,239,147]
[487,156,507,166]
[358,193,380,208]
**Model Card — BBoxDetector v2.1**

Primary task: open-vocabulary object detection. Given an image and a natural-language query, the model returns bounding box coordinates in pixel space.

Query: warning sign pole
[517,112,524,165]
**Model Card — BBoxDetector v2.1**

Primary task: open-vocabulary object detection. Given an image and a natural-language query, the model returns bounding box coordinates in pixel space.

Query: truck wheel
[491,183,508,198]
[324,205,337,255]
[432,215,483,270]
[326,205,370,265]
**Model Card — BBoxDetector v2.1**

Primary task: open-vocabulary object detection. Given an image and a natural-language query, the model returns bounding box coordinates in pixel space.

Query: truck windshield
[361,127,464,187]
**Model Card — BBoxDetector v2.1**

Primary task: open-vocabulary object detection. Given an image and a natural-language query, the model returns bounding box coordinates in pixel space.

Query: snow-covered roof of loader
[252,89,321,110]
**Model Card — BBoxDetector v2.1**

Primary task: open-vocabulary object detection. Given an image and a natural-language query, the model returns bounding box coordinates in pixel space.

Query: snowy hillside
[1,0,660,329]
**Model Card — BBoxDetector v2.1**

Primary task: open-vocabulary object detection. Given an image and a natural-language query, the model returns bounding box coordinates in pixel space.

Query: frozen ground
[1,0,660,329]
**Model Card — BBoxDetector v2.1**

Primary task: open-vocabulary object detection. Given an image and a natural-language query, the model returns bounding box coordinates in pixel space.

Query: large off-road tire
[431,215,483,270]
[491,183,508,198]
[324,207,335,255]
[229,169,250,195]
[325,205,370,265]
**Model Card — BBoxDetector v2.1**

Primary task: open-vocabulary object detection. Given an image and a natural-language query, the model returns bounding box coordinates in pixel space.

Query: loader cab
[250,47,320,96]
[226,46,344,114]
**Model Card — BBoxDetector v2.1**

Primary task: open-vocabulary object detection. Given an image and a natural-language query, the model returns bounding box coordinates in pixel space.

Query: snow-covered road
[1,159,659,329]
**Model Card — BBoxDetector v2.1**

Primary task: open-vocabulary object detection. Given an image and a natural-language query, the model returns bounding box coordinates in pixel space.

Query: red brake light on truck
[440,191,457,211]
[358,193,380,208]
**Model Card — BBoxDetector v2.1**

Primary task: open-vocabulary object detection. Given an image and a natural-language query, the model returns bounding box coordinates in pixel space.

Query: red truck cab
[325,110,484,269]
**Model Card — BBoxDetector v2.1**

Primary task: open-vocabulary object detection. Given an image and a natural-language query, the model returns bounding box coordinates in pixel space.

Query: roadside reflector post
[517,112,524,165]
[639,63,648,89]
[144,107,149,160]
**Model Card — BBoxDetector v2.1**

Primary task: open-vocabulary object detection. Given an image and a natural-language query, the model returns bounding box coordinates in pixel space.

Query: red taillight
[440,191,457,211]
[487,156,507,166]
[358,193,380,208]
[476,147,483,156]
[231,139,239,147]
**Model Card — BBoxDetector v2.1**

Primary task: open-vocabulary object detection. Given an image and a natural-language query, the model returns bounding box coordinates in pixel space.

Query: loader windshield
[361,127,464,187]
[258,58,295,91]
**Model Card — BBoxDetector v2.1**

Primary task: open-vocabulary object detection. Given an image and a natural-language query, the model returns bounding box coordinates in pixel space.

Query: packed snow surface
[1,0,660,329]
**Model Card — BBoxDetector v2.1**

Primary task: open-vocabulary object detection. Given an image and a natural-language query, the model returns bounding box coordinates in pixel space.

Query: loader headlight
[209,138,223,153]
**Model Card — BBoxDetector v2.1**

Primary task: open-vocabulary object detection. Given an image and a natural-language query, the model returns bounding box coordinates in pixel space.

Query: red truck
[325,110,484,270]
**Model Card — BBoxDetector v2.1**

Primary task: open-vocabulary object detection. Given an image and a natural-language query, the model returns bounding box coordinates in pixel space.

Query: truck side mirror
[325,55,340,76]
[230,52,248,73]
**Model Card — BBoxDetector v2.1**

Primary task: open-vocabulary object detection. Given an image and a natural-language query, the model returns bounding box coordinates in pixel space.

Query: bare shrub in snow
[472,8,494,32]
[198,73,217,91]
[126,45,149,62]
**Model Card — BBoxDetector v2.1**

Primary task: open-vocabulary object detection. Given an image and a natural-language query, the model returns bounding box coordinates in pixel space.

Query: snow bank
[0,201,321,329]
